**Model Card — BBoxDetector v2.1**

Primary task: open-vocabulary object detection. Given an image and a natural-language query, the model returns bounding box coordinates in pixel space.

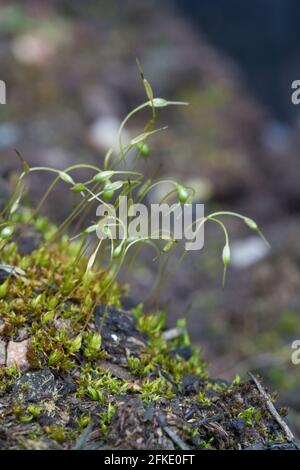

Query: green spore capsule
[222,244,231,267]
[71,183,86,193]
[135,142,150,157]
[176,185,189,204]
[92,171,114,183]
[112,244,123,258]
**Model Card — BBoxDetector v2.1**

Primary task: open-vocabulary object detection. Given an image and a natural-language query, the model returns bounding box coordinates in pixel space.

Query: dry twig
[158,415,190,450]
[248,372,297,445]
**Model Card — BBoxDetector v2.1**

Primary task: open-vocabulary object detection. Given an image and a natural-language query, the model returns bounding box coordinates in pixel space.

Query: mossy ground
[0,215,293,449]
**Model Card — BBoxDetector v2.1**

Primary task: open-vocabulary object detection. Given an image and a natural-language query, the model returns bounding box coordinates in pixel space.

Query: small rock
[0,123,20,149]
[16,327,31,341]
[88,117,130,151]
[231,418,247,435]
[53,317,72,332]
[170,346,193,361]
[15,227,43,256]
[6,339,29,371]
[231,236,270,268]
[99,360,133,381]
[94,305,147,363]
[0,269,9,284]
[13,369,56,402]
[11,33,55,66]
[0,340,6,365]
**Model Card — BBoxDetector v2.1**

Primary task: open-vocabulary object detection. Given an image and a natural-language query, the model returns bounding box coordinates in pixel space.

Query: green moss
[77,414,91,430]
[0,213,283,449]
[83,332,102,359]
[140,377,175,402]
[0,225,279,450]
[99,403,117,437]
[27,404,42,419]
[238,407,261,426]
[77,368,125,403]
[44,425,66,443]
[132,308,207,384]
[14,403,42,423]
[4,365,20,378]
[136,311,166,336]
[127,355,153,376]
[201,437,215,449]
[196,391,212,406]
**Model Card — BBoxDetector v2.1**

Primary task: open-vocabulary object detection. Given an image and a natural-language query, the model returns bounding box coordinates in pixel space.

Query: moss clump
[0,217,291,450]
[238,407,262,426]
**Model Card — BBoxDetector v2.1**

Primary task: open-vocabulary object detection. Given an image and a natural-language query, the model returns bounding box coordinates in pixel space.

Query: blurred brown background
[1,0,300,432]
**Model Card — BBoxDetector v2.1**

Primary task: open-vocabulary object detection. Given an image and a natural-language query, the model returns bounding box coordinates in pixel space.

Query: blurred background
[1,0,300,433]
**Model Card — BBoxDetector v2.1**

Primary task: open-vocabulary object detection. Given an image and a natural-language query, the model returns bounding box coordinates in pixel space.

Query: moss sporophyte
[0,68,277,450]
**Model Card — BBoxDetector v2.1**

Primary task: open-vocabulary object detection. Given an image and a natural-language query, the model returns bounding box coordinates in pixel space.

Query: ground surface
[0,305,296,450]
[0,229,297,450]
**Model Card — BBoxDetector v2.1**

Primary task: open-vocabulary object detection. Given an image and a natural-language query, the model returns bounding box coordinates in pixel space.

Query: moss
[77,413,91,430]
[44,425,66,443]
[201,437,215,449]
[83,332,102,359]
[99,403,117,437]
[10,400,39,424]
[140,377,175,402]
[132,308,207,385]
[27,404,42,419]
[0,214,289,449]
[77,367,128,404]
[238,407,262,427]
[196,391,212,406]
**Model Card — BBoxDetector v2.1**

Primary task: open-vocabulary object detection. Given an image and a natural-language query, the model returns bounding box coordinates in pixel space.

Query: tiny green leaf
[68,335,82,354]
[15,149,30,173]
[130,127,167,146]
[48,350,64,367]
[0,281,9,299]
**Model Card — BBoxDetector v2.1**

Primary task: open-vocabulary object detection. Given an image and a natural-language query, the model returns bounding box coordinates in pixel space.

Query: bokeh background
[1,0,300,433]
